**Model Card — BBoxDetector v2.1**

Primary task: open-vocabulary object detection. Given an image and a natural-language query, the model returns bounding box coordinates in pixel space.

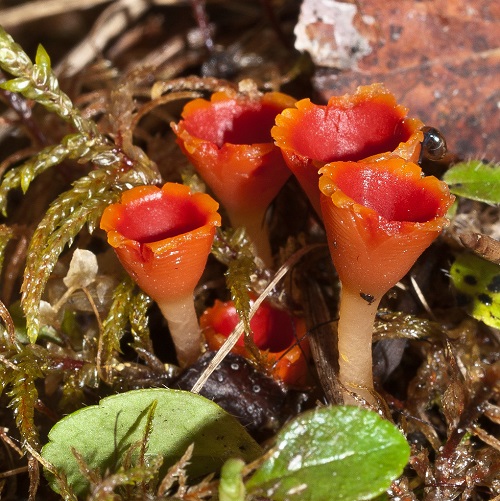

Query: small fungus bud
[200,297,309,386]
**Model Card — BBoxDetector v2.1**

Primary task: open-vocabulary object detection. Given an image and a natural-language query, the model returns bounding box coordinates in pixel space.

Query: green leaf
[443,160,500,204]
[35,44,51,68]
[219,458,246,501]
[0,76,32,93]
[42,388,262,496]
[246,406,410,501]
[450,253,500,329]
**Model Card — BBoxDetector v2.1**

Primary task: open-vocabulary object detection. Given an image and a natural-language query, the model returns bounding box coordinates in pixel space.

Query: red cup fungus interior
[114,191,209,244]
[206,300,296,353]
[183,100,281,147]
[287,100,415,162]
[334,165,444,223]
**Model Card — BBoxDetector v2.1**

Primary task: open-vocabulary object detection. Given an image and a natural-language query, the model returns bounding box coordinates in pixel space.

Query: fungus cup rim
[176,90,297,149]
[100,182,221,261]
[319,157,454,232]
[272,83,423,161]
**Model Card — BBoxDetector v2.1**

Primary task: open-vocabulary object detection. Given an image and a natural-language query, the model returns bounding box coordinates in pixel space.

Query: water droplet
[288,455,303,471]
[252,384,261,393]
[230,363,240,370]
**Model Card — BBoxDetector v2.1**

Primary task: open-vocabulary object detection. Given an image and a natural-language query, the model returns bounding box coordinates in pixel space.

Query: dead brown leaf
[300,0,499,160]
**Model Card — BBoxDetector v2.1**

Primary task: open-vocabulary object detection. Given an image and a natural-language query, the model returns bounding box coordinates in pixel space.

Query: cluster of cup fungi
[100,82,455,406]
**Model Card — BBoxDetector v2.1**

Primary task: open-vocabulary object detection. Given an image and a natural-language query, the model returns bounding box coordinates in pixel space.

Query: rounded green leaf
[443,161,500,204]
[246,406,410,501]
[42,388,262,496]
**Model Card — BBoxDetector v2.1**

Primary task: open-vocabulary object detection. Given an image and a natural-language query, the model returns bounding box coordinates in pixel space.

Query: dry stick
[131,91,203,132]
[0,0,114,28]
[459,231,500,264]
[0,298,16,344]
[0,466,29,478]
[191,244,323,394]
[302,278,343,404]
[54,0,151,77]
[0,427,24,458]
[51,0,227,77]
[0,0,189,28]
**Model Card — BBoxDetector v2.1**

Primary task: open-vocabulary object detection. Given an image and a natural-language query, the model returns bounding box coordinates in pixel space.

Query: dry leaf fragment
[294,0,373,69]
[63,249,98,290]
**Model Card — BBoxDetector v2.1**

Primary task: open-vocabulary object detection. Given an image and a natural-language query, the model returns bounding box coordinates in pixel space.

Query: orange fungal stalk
[319,157,454,404]
[272,83,424,215]
[172,88,296,267]
[100,182,221,367]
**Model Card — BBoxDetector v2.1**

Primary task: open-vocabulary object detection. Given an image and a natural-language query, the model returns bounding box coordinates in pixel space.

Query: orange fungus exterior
[319,158,455,299]
[272,83,424,215]
[172,90,297,218]
[100,182,221,302]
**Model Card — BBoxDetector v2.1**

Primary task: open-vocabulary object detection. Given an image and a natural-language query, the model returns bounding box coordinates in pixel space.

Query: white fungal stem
[158,293,202,368]
[337,286,380,406]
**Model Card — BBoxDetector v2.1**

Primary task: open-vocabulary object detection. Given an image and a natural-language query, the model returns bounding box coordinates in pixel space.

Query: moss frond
[6,346,45,450]
[0,27,99,136]
[90,455,164,498]
[213,228,256,335]
[0,224,14,272]
[129,291,154,355]
[100,276,136,364]
[0,26,33,78]
[21,166,122,343]
[374,310,444,341]
[0,133,111,215]
[60,362,98,413]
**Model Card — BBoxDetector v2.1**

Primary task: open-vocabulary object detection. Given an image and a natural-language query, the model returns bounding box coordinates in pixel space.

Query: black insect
[419,126,448,164]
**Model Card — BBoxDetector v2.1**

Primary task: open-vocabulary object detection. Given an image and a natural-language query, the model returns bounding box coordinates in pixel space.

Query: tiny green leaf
[246,406,410,501]
[450,253,500,329]
[35,44,51,68]
[42,389,262,496]
[443,160,500,204]
[219,458,246,501]
[0,76,31,93]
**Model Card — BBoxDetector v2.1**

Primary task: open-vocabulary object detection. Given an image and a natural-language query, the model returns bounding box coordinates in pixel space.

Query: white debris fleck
[63,248,98,289]
[287,483,308,495]
[294,0,372,69]
[288,454,303,471]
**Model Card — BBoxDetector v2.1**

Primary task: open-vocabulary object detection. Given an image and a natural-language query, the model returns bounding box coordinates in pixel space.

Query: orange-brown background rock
[297,0,499,160]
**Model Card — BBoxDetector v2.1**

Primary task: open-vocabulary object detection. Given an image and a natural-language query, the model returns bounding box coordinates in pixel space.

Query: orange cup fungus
[172,89,297,267]
[319,157,454,404]
[272,83,424,216]
[100,182,221,367]
[201,297,309,387]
